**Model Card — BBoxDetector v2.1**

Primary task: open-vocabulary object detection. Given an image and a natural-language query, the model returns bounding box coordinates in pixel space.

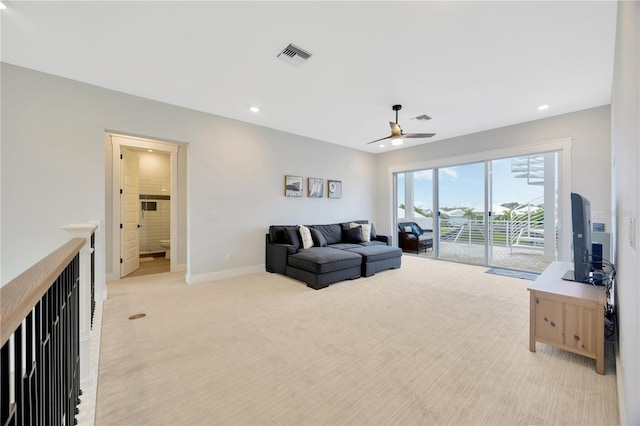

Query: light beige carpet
[95,256,618,425]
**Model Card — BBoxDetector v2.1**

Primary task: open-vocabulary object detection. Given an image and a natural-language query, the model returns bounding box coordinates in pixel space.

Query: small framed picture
[284,175,303,197]
[328,180,342,199]
[308,178,323,198]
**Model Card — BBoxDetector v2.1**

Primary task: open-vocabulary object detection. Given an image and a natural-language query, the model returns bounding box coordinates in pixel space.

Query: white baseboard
[186,264,265,285]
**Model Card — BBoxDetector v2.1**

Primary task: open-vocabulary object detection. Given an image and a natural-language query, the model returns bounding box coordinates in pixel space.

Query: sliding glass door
[489,153,557,272]
[394,152,558,272]
[437,162,486,265]
[396,170,435,258]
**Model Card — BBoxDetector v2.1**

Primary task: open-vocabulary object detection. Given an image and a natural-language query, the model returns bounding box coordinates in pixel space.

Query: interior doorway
[109,134,180,278]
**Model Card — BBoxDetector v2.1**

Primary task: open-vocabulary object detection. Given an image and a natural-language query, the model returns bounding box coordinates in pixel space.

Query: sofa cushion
[288,247,362,274]
[359,240,387,247]
[284,227,301,249]
[309,228,327,247]
[327,243,363,250]
[345,245,402,263]
[311,224,343,245]
[343,226,364,243]
[370,223,377,240]
[298,225,313,249]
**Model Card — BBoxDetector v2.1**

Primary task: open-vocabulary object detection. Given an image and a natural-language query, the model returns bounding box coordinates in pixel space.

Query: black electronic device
[562,192,593,283]
[592,242,603,271]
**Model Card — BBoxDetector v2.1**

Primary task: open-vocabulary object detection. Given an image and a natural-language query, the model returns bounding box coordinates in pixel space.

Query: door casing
[110,134,179,279]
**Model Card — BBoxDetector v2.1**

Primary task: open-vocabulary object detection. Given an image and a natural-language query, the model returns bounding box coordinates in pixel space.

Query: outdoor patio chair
[397,221,433,254]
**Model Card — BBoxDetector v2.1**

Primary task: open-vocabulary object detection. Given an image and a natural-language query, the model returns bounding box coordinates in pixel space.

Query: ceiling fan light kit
[367,104,436,147]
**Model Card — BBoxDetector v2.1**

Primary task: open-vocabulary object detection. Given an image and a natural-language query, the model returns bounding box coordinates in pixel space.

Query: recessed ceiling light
[147,149,153,152]
[379,144,385,148]
[537,104,550,111]
[391,138,404,146]
[250,106,260,113]
[0,2,6,10]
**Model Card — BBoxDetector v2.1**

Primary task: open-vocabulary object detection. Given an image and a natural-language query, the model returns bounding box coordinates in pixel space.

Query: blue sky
[398,156,551,211]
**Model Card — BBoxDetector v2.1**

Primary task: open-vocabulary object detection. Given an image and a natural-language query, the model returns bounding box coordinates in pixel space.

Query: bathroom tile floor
[124,256,170,277]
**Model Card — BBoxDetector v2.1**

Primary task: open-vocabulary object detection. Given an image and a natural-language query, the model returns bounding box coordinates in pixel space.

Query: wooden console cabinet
[528,261,606,374]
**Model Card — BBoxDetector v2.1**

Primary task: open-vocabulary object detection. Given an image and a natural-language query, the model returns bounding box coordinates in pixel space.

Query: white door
[120,148,140,277]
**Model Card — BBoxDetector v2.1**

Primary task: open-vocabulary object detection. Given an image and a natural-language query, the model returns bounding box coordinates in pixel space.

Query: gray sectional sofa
[265,220,402,289]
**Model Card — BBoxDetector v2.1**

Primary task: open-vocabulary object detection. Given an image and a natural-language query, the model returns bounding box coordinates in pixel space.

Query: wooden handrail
[0,238,85,346]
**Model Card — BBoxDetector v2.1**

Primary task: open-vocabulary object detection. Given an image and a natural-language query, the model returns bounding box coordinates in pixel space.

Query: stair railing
[1,222,97,425]
[1,239,85,425]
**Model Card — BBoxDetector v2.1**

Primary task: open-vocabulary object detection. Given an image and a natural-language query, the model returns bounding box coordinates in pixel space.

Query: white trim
[387,138,572,174]
[110,133,181,278]
[110,134,179,154]
[387,137,573,262]
[186,264,265,285]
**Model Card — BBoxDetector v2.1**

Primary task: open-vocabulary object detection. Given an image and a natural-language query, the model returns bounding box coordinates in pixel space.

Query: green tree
[399,203,433,217]
[414,206,433,217]
[501,202,520,210]
[463,208,478,220]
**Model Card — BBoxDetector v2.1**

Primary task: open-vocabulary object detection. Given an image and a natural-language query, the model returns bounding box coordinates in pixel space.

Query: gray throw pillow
[309,228,327,247]
[370,223,377,239]
[343,226,364,243]
[284,227,301,249]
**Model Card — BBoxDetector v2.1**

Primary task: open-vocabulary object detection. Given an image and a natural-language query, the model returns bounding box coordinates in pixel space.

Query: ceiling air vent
[412,114,432,121]
[277,43,312,66]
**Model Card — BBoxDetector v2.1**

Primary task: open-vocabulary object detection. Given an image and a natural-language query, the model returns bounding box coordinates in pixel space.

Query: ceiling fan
[367,104,435,146]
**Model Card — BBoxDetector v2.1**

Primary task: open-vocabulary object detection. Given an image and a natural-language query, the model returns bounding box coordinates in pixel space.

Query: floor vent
[277,43,312,66]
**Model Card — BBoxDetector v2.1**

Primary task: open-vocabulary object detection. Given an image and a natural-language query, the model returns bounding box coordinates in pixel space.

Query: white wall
[374,106,612,244]
[139,150,170,180]
[611,1,640,423]
[1,63,376,288]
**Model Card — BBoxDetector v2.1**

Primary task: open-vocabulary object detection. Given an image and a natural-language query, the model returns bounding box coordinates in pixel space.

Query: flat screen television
[564,192,593,283]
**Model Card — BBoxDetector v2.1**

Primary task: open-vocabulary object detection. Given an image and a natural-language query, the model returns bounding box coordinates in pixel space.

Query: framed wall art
[284,175,303,197]
[308,177,323,198]
[328,180,342,199]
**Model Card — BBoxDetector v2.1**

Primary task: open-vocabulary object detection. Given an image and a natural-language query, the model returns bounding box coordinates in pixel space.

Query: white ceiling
[0,1,618,153]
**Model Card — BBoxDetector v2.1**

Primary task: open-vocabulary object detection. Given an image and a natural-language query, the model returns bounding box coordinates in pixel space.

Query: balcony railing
[439,217,551,250]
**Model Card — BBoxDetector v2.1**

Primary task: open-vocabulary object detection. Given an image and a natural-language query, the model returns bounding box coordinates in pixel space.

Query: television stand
[528,261,606,374]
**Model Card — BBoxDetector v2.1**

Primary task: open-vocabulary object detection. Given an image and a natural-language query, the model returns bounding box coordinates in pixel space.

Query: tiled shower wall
[139,176,170,254]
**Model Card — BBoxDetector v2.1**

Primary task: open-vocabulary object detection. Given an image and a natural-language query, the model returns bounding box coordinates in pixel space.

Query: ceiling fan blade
[366,135,393,145]
[403,133,436,139]
[365,105,435,145]
[389,122,402,136]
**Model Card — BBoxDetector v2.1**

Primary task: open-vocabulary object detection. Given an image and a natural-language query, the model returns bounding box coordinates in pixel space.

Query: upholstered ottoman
[287,247,362,289]
[345,245,402,277]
